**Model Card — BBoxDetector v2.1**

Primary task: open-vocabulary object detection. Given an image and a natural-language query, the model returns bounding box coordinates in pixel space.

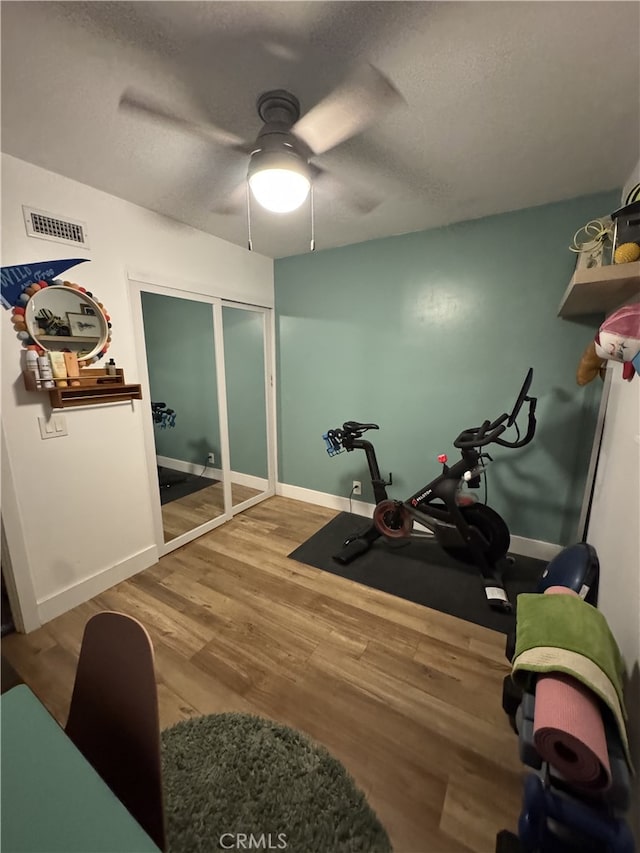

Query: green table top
[1,684,160,853]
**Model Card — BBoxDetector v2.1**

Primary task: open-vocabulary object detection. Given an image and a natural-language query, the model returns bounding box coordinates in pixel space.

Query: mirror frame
[12,279,112,364]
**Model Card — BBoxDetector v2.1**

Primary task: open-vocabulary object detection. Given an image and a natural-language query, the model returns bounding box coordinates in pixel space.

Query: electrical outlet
[352,480,362,496]
[207,452,215,464]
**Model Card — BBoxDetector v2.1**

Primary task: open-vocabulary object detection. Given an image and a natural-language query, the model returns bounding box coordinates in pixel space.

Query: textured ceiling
[2,1,639,259]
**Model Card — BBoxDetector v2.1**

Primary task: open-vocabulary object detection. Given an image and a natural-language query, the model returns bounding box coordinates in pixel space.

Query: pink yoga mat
[534,673,611,790]
[544,586,579,598]
[533,586,610,790]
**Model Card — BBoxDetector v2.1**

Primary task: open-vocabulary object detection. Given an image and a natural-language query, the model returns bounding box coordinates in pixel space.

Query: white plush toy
[594,303,640,381]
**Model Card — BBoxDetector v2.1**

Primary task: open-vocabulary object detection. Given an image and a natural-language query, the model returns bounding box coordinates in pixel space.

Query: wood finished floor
[2,496,524,853]
[161,482,263,541]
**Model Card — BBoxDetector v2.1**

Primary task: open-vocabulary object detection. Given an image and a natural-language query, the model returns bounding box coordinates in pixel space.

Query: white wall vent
[22,206,90,249]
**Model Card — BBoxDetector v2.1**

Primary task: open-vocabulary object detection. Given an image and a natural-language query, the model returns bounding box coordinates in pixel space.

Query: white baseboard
[36,545,158,625]
[277,482,374,518]
[276,482,562,561]
[157,455,267,491]
[509,535,562,561]
[157,454,220,479]
[229,471,269,491]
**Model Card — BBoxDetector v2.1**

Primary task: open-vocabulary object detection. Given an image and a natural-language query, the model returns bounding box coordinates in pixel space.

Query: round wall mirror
[24,285,109,360]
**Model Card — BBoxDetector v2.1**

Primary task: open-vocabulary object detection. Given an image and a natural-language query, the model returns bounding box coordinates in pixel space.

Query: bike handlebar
[454,418,507,449]
[453,370,537,450]
[494,397,537,448]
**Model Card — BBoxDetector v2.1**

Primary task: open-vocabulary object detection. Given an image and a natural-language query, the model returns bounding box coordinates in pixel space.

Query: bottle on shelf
[37,355,55,389]
[63,352,81,386]
[25,350,41,387]
[48,352,68,387]
[106,358,117,377]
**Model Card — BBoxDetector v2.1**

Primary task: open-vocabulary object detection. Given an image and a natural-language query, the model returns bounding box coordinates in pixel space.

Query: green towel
[512,593,632,769]
[513,593,626,707]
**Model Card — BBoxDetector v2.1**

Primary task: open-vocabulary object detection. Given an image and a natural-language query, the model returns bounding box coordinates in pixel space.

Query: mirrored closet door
[222,304,272,511]
[132,281,275,556]
[140,289,231,549]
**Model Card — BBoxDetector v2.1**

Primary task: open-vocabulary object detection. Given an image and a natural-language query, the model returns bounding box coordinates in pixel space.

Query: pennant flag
[1,258,90,309]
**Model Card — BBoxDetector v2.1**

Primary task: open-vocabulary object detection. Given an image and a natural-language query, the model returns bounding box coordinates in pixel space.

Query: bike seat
[343,421,379,433]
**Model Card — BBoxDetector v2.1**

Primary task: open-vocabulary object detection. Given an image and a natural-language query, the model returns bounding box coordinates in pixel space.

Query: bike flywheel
[373,500,412,538]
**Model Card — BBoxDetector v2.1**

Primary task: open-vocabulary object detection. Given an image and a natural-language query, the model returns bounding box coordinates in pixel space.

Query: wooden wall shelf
[23,368,142,409]
[558,261,640,317]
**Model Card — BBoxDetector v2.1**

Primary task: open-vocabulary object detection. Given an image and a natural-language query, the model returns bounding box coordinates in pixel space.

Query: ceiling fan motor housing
[249,89,311,180]
[256,90,301,125]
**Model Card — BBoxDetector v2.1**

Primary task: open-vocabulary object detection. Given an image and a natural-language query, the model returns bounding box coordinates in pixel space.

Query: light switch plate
[38,416,55,439]
[38,415,67,439]
[53,414,68,436]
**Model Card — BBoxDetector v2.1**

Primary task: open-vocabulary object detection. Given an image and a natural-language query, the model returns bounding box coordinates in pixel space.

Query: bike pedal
[333,537,371,565]
[485,585,513,613]
[489,598,513,614]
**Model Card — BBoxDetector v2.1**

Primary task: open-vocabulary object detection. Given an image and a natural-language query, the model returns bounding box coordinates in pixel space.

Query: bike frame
[323,369,537,612]
[343,428,485,520]
[349,438,494,562]
[340,434,391,504]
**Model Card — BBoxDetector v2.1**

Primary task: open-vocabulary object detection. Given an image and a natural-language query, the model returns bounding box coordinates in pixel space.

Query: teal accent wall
[223,306,268,479]
[275,190,620,545]
[141,292,220,466]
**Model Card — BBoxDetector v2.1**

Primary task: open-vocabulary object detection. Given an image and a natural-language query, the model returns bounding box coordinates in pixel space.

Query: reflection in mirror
[141,291,225,543]
[222,306,269,508]
[25,285,108,360]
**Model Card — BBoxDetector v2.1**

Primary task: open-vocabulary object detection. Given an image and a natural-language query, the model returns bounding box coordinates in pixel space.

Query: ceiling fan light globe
[249,168,310,213]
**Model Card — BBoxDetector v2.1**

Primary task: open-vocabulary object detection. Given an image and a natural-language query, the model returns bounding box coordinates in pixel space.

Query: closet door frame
[221,300,277,515]
[130,279,277,557]
[130,278,232,556]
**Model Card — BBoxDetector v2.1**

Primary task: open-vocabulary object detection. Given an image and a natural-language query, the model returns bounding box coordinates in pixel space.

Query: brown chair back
[66,611,165,850]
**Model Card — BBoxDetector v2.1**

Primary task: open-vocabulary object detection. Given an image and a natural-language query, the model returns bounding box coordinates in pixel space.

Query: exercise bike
[322,369,538,613]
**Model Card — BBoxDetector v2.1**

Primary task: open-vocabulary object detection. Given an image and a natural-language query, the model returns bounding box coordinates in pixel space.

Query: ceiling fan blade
[119,88,250,152]
[210,181,247,216]
[292,63,403,156]
[311,165,383,214]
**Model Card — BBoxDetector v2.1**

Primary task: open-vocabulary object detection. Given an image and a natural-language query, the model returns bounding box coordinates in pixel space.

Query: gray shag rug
[161,713,392,853]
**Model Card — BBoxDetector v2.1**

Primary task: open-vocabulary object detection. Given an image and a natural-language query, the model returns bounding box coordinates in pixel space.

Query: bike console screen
[508,367,533,427]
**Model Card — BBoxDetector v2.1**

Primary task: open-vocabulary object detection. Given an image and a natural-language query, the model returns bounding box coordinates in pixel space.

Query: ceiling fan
[119,63,403,218]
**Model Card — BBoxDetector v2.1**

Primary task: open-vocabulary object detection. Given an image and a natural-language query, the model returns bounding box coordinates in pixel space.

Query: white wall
[587,365,640,838]
[588,367,640,674]
[1,154,273,628]
[585,163,640,839]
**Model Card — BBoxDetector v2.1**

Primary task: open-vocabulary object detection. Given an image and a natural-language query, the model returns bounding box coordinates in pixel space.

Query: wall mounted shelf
[558,261,640,317]
[23,367,142,409]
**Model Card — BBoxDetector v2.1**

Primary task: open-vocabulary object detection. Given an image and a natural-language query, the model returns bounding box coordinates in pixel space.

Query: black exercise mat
[288,512,545,633]
[158,467,218,506]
